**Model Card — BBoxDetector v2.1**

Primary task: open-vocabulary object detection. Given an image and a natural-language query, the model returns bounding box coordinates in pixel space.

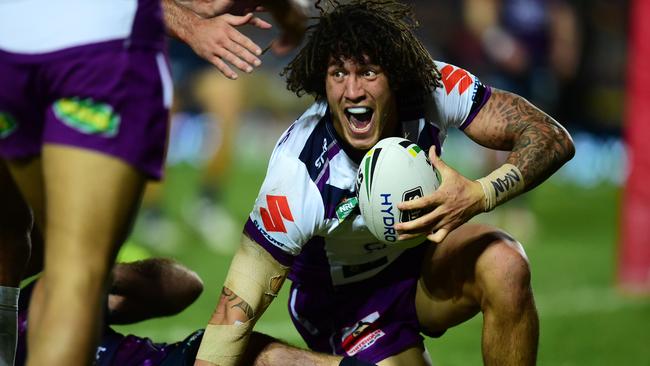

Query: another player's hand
[395,149,486,243]
[185,12,271,79]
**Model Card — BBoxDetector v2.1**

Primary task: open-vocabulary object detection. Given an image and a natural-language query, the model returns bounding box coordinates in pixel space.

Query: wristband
[476,164,525,211]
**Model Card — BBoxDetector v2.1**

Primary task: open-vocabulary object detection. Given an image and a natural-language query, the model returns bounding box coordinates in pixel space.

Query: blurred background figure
[118,1,647,365]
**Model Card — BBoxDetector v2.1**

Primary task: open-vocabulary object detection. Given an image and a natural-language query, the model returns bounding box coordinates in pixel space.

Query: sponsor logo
[341,312,385,356]
[315,138,329,168]
[53,98,120,137]
[0,112,17,138]
[380,193,396,242]
[260,195,294,233]
[252,219,290,249]
[440,64,472,96]
[400,187,424,222]
[336,196,358,222]
[490,168,522,197]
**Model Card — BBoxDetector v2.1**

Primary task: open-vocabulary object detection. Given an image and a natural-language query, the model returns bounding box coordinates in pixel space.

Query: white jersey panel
[0,0,137,53]
[249,151,325,256]
[248,103,327,255]
[429,61,486,142]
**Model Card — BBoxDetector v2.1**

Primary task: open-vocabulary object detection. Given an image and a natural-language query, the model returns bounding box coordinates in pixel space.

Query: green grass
[114,155,650,365]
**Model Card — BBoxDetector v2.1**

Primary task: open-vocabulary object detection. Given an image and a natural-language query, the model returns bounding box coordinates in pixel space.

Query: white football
[356,137,440,247]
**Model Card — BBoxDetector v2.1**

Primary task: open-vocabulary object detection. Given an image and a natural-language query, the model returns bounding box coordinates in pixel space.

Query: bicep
[462,88,529,151]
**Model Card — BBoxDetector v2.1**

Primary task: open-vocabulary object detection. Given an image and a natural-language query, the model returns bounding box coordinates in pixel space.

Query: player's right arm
[194,234,289,366]
[162,0,270,79]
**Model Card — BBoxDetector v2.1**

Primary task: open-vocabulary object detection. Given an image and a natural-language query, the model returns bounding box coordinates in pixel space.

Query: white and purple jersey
[244,61,491,286]
[0,0,164,55]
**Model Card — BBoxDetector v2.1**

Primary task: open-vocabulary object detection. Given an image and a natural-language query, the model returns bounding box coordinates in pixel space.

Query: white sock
[0,286,19,366]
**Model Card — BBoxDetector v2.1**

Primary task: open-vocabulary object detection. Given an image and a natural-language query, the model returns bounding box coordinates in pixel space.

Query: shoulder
[272,100,329,159]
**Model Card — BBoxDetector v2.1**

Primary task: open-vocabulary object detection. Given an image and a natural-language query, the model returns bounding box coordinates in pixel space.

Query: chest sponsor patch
[53,98,120,137]
[0,112,17,138]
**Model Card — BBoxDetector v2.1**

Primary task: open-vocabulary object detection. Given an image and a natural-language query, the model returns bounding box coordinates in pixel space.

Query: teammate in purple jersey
[194,1,574,365]
[0,0,307,364]
[14,258,376,366]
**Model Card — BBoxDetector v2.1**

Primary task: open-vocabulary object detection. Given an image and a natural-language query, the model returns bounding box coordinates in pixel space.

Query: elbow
[558,127,576,165]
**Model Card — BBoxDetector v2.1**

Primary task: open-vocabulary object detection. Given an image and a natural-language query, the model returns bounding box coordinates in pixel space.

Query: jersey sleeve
[243,132,325,267]
[432,60,492,130]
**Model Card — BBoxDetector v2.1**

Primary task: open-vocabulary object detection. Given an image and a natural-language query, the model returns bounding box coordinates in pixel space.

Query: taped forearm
[195,237,289,365]
[476,164,525,211]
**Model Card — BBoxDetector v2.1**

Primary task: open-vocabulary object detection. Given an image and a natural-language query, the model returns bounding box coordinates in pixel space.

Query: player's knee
[477,235,533,311]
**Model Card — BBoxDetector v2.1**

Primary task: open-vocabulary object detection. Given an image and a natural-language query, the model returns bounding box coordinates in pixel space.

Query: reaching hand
[184,12,271,79]
[395,149,486,243]
[263,0,307,56]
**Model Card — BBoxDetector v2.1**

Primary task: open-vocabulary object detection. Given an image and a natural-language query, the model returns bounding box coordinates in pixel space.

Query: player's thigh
[377,345,431,366]
[41,145,146,270]
[415,223,524,332]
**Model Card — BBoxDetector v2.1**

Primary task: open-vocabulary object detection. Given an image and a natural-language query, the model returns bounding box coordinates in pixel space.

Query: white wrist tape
[476,164,525,211]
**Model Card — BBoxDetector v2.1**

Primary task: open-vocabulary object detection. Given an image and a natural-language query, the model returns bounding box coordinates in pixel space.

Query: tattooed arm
[396,88,574,243]
[195,235,289,366]
[463,88,575,189]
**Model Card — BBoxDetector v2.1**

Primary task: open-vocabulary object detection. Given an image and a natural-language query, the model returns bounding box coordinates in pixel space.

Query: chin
[348,137,378,151]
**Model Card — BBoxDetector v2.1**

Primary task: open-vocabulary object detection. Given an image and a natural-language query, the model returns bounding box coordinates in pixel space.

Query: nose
[343,75,365,102]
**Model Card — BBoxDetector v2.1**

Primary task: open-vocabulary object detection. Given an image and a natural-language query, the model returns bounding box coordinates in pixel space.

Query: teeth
[346,107,371,115]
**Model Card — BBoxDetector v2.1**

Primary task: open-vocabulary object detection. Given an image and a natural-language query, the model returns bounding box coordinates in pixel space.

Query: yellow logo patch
[53,98,120,137]
[0,112,17,139]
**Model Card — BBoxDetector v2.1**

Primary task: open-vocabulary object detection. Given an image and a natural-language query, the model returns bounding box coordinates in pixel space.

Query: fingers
[210,56,238,80]
[249,16,273,30]
[206,14,266,79]
[397,192,438,212]
[427,228,449,244]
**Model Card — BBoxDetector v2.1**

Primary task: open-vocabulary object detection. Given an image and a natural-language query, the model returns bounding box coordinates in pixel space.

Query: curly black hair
[282,0,440,106]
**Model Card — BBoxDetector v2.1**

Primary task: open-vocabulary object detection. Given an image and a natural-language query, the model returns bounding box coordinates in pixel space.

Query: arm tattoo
[476,90,575,190]
[221,287,254,320]
[232,300,255,319]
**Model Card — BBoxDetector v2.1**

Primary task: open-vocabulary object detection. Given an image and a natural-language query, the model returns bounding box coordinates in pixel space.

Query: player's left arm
[397,88,574,242]
[107,258,204,324]
[194,235,289,366]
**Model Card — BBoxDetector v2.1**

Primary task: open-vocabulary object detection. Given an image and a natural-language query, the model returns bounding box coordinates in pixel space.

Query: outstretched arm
[163,0,272,79]
[107,258,204,324]
[397,89,574,242]
[194,235,289,366]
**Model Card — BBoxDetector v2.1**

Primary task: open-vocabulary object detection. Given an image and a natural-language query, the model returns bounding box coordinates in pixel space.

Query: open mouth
[345,107,374,133]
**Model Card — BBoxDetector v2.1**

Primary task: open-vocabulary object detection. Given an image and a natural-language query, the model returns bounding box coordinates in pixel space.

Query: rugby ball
[356,137,440,247]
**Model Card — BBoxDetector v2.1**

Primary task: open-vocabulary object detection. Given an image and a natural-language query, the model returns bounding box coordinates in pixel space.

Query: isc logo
[260,195,294,233]
[400,187,424,222]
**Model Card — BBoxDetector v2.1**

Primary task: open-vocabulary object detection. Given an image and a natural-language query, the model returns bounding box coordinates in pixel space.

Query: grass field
[113,137,650,366]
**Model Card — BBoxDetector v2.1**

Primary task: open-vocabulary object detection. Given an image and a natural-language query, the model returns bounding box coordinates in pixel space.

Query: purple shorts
[0,41,172,179]
[288,245,434,364]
